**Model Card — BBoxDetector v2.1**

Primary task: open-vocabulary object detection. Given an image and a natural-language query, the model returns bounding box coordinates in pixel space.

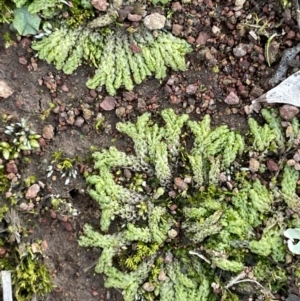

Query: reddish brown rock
[267,159,279,172]
[171,2,182,11]
[224,91,240,105]
[123,91,137,101]
[186,84,198,95]
[26,184,40,199]
[127,14,142,22]
[6,161,18,174]
[187,36,195,44]
[91,0,108,11]
[74,117,85,127]
[118,6,134,22]
[92,291,99,296]
[61,221,73,232]
[100,96,116,111]
[50,209,57,219]
[279,105,299,121]
[196,31,210,45]
[0,247,6,258]
[18,56,28,65]
[170,95,182,104]
[89,89,97,98]
[172,24,183,36]
[61,84,69,92]
[20,37,31,49]
[42,124,54,140]
[174,177,188,190]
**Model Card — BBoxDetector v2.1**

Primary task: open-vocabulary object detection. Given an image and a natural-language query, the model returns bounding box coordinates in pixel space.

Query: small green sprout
[24,175,37,188]
[95,117,105,131]
[47,152,78,185]
[50,196,78,216]
[212,65,220,73]
[1,119,41,161]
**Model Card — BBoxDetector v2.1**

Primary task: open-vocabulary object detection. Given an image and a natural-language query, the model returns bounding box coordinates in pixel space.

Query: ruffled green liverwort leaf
[284,228,300,255]
[151,0,170,4]
[2,149,10,160]
[13,7,41,36]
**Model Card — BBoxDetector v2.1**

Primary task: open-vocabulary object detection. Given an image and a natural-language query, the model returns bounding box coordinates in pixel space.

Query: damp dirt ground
[1,0,300,300]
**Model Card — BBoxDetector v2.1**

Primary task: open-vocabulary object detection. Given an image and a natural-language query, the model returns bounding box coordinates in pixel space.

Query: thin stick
[1,271,13,301]
[225,277,275,299]
[189,250,211,264]
[225,271,247,289]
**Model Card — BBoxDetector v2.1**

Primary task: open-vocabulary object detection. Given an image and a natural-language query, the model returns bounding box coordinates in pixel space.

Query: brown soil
[0,0,300,300]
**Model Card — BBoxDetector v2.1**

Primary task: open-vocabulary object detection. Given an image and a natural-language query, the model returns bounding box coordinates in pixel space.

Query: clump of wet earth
[0,0,300,300]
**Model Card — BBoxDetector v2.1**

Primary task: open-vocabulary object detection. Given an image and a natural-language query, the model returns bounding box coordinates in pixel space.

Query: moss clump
[14,254,53,301]
[79,108,300,300]
[31,27,192,95]
[0,168,9,193]
[11,0,192,95]
[253,260,287,292]
[0,244,53,301]
[0,0,13,24]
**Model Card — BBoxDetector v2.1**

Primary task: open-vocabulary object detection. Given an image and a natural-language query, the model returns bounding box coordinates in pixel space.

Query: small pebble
[196,31,210,45]
[18,56,28,65]
[115,107,126,119]
[143,13,166,30]
[100,96,116,111]
[186,84,198,95]
[172,24,183,36]
[26,184,40,199]
[233,44,248,57]
[249,158,260,172]
[279,105,299,121]
[6,161,18,174]
[42,124,54,140]
[142,282,155,292]
[235,0,246,6]
[158,270,167,281]
[267,159,279,172]
[127,14,142,22]
[168,229,178,239]
[74,116,85,127]
[0,80,14,98]
[82,107,93,120]
[224,91,239,105]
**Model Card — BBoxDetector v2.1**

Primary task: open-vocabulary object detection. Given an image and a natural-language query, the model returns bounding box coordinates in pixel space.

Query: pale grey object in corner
[1,271,13,301]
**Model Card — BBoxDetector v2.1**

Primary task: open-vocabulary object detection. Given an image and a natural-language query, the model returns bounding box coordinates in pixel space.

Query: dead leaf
[91,0,109,11]
[252,70,300,107]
